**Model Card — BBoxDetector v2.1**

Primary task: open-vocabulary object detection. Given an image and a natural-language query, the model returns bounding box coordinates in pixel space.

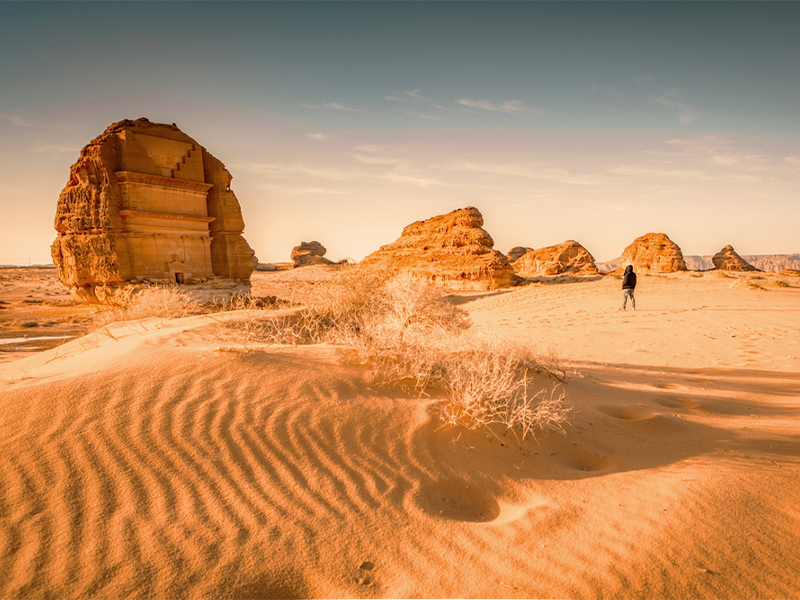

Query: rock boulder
[507,246,533,263]
[514,240,598,277]
[620,233,687,273]
[712,245,759,271]
[291,241,333,267]
[360,206,518,290]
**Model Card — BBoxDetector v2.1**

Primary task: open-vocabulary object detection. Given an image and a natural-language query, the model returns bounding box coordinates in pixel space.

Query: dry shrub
[298,268,568,440]
[92,285,202,329]
[220,267,470,348]
[217,266,570,439]
[324,274,471,345]
[364,331,569,441]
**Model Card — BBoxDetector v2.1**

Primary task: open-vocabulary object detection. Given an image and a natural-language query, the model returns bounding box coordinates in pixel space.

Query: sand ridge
[0,270,799,598]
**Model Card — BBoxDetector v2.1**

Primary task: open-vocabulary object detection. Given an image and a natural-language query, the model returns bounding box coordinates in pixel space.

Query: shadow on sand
[409,361,800,520]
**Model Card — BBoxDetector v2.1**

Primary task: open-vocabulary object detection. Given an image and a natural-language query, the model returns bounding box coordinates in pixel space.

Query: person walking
[621,264,636,310]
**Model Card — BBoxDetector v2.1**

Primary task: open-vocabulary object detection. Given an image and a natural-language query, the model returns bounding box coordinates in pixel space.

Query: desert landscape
[2,3,800,599]
[1,257,799,598]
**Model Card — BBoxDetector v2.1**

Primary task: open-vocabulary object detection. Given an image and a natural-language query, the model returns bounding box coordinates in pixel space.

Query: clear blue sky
[1,1,798,264]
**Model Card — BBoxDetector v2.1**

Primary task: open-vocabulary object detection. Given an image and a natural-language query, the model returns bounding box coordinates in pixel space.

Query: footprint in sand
[597,405,653,420]
[651,382,681,390]
[557,447,615,473]
[656,396,701,410]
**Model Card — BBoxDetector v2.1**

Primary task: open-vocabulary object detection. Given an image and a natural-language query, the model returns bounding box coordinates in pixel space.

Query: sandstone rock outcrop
[712,245,759,271]
[291,241,333,268]
[51,118,257,302]
[620,233,687,273]
[360,207,518,290]
[507,246,534,263]
[514,240,598,277]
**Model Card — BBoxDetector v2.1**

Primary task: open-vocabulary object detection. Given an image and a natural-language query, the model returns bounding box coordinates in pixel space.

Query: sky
[0,1,798,265]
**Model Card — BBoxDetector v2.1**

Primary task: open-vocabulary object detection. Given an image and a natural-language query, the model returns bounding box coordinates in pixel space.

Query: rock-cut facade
[51,118,257,302]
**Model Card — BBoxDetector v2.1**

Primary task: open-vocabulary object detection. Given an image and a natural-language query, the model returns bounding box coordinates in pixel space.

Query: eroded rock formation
[620,233,687,274]
[361,206,518,290]
[51,118,257,302]
[507,246,533,263]
[291,241,333,268]
[712,245,759,272]
[514,240,598,277]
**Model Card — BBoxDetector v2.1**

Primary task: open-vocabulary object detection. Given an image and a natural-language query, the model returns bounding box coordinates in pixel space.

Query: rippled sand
[1,271,799,598]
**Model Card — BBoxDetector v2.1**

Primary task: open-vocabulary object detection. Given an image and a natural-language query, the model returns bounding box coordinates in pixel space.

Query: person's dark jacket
[622,266,637,290]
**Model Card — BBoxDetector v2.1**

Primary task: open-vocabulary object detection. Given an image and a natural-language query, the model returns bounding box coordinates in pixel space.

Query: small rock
[291,241,333,268]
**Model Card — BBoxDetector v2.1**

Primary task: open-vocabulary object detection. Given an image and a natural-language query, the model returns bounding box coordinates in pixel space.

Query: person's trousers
[622,288,635,310]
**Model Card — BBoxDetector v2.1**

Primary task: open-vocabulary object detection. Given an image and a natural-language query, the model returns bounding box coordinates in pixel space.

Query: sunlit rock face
[291,241,333,267]
[51,118,257,303]
[513,240,598,277]
[507,246,534,263]
[360,206,519,290]
[712,245,759,272]
[620,233,687,274]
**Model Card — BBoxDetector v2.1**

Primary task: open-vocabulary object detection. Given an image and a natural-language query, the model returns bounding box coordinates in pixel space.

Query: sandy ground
[1,268,799,598]
[0,268,94,362]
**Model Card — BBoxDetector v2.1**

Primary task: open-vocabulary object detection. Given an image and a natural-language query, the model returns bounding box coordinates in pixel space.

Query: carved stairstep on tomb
[172,144,200,180]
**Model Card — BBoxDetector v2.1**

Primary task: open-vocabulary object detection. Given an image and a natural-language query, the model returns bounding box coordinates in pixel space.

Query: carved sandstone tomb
[712,245,759,271]
[514,240,598,277]
[360,206,518,290]
[620,233,687,274]
[291,241,333,268]
[51,118,257,302]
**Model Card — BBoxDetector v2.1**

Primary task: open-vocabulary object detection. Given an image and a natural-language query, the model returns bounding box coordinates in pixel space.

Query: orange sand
[1,270,799,598]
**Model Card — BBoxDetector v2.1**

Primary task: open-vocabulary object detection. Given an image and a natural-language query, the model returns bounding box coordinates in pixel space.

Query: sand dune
[1,272,799,598]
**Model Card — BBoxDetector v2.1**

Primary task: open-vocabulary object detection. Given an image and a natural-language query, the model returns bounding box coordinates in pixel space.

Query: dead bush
[92,285,202,329]
[220,266,571,440]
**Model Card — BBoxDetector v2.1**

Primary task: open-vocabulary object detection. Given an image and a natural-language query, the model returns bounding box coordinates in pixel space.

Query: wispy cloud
[300,102,362,112]
[610,164,710,180]
[1,113,43,127]
[307,133,331,141]
[252,183,348,196]
[784,156,800,165]
[235,162,366,182]
[384,89,448,121]
[664,136,769,172]
[235,148,443,188]
[384,89,425,104]
[454,98,539,114]
[384,89,447,109]
[31,144,77,154]
[401,110,442,122]
[590,83,624,100]
[649,90,695,124]
[447,161,598,186]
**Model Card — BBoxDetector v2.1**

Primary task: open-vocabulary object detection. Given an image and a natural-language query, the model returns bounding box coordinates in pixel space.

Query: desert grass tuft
[92,285,203,329]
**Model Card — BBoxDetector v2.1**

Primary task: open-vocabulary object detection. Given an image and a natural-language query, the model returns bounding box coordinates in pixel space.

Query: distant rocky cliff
[599,254,800,273]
